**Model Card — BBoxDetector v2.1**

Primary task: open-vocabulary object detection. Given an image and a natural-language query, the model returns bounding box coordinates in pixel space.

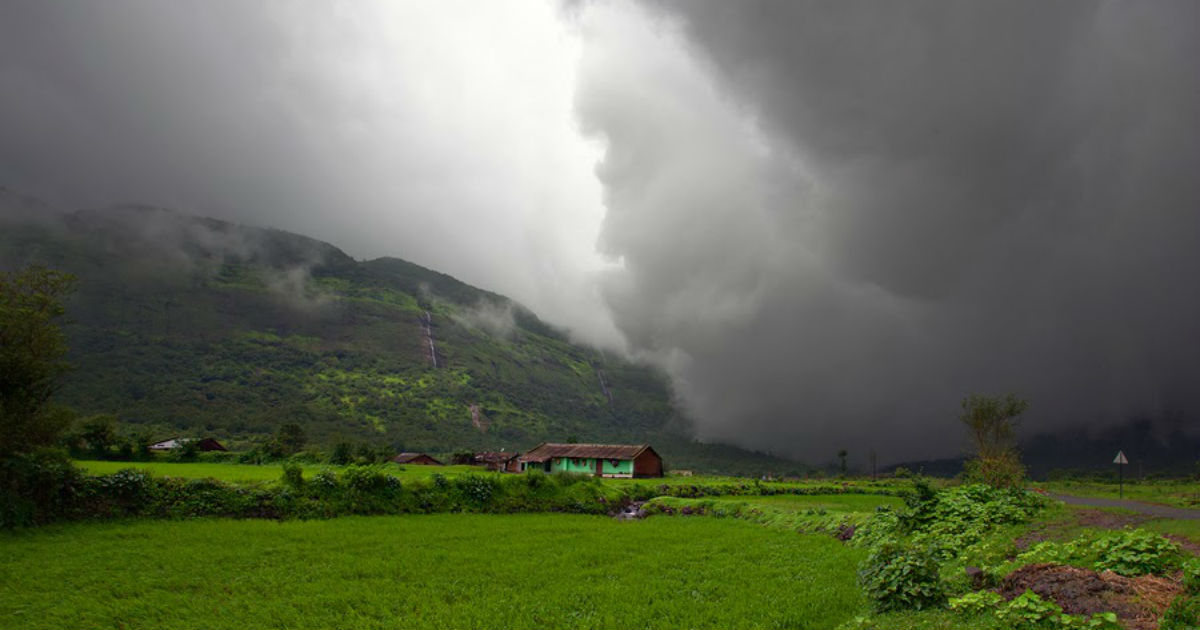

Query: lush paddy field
[0,514,866,630]
[74,460,482,483]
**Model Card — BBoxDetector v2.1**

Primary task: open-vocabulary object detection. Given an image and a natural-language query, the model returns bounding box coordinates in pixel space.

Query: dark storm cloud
[0,1,622,346]
[577,0,1200,462]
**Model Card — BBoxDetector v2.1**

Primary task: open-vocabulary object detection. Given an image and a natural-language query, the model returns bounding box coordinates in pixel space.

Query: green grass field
[0,514,866,630]
[74,460,482,483]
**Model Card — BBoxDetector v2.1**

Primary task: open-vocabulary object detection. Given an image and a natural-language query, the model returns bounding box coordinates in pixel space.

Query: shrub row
[1,454,627,527]
[852,482,1049,612]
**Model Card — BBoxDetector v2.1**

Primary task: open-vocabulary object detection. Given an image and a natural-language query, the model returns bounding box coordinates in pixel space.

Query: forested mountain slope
[0,190,800,473]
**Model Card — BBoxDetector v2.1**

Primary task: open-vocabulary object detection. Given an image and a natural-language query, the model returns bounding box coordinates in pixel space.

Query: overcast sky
[2,0,1197,462]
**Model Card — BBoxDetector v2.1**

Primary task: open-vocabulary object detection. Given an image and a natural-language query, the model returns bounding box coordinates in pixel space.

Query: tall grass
[0,514,866,629]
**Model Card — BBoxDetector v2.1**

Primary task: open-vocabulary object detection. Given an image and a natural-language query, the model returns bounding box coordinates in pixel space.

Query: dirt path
[1048,493,1200,520]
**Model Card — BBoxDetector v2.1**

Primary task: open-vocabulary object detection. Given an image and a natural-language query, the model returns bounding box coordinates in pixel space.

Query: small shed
[393,452,443,466]
[148,437,227,452]
[517,443,663,478]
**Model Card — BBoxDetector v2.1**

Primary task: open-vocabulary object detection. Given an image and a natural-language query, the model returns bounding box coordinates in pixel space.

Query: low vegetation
[0,514,867,629]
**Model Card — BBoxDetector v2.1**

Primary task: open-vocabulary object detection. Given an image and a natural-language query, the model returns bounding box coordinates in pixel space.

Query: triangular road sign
[1113,450,1129,465]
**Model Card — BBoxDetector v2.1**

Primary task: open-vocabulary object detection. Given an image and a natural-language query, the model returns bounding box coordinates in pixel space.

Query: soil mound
[1000,563,1182,630]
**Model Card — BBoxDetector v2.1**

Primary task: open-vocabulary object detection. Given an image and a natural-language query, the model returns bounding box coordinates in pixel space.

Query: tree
[837,449,848,476]
[79,414,118,459]
[960,393,1029,487]
[0,265,76,455]
[275,423,307,455]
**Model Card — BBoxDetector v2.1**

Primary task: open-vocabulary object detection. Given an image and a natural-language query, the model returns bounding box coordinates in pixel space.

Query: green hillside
[0,194,802,474]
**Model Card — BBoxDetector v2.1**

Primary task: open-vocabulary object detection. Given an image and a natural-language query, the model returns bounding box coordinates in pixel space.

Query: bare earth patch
[1000,563,1182,630]
[1014,508,1150,550]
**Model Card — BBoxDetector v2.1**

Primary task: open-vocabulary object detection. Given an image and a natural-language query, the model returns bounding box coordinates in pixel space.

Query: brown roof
[519,443,654,463]
[474,451,518,463]
[393,452,442,464]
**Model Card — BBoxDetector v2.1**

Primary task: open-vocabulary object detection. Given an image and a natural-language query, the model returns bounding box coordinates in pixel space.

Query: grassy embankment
[0,514,867,630]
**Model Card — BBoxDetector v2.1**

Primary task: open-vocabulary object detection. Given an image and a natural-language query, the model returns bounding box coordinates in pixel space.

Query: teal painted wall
[543,457,634,476]
[602,459,633,475]
[558,457,596,474]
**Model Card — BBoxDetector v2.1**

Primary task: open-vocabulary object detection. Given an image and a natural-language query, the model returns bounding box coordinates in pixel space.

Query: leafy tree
[328,441,354,465]
[275,423,307,455]
[0,265,76,455]
[837,449,848,476]
[79,414,118,459]
[169,439,199,462]
[960,393,1029,487]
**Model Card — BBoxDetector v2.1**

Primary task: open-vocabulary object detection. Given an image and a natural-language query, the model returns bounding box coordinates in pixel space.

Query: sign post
[1113,450,1129,499]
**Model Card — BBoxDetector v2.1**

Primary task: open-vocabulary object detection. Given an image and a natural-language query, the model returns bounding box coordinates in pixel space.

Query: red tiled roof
[519,443,652,463]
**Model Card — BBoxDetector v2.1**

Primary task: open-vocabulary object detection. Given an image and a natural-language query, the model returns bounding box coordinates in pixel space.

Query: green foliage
[167,439,199,462]
[962,452,1027,489]
[850,481,1049,616]
[995,590,1063,629]
[0,265,76,455]
[77,414,118,459]
[858,542,946,611]
[1092,527,1182,576]
[1009,528,1181,578]
[281,463,304,489]
[328,441,353,465]
[456,474,498,505]
[960,393,1029,488]
[275,423,306,455]
[0,448,81,527]
[1,514,869,629]
[1162,595,1200,630]
[1183,557,1200,595]
[948,590,1004,616]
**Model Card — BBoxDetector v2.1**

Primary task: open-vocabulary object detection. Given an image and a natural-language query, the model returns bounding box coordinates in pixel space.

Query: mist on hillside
[2,1,1198,463]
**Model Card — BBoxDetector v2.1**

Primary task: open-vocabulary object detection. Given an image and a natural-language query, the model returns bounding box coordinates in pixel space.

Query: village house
[392,452,443,466]
[148,437,227,452]
[517,443,663,478]
[471,451,519,472]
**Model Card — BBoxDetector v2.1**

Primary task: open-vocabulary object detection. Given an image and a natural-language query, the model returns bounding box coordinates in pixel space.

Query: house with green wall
[517,443,663,478]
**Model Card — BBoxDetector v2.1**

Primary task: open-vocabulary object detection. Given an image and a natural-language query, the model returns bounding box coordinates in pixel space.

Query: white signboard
[1113,450,1129,465]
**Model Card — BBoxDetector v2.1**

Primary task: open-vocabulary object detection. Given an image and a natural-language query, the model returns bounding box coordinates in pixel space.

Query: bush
[1005,528,1180,578]
[328,442,353,465]
[0,449,82,527]
[995,590,1062,629]
[1162,595,1200,630]
[858,542,945,611]
[457,475,498,506]
[197,451,236,463]
[1183,557,1200,595]
[167,440,199,462]
[949,590,1004,616]
[281,463,304,489]
[524,470,547,488]
[1091,528,1181,576]
[962,453,1026,489]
